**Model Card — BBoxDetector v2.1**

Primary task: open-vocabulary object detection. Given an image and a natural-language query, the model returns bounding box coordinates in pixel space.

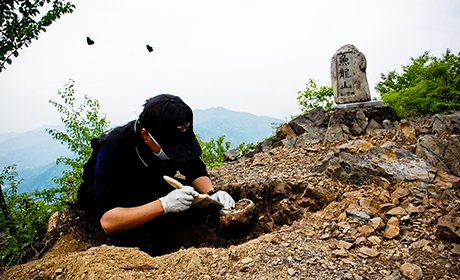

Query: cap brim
[160,133,202,162]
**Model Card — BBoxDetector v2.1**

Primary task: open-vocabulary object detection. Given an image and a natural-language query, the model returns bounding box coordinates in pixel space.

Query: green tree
[44,79,109,207]
[0,165,21,239]
[0,0,75,72]
[0,164,55,266]
[376,49,460,117]
[0,80,108,266]
[197,135,231,167]
[297,78,334,114]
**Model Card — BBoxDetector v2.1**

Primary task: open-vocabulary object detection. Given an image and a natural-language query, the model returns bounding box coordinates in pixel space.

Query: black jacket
[77,120,208,218]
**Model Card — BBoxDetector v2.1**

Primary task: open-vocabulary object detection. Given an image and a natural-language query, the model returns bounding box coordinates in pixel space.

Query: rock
[436,215,460,243]
[325,116,346,143]
[223,148,241,162]
[406,204,425,214]
[358,246,379,258]
[366,118,384,135]
[251,153,267,166]
[346,204,371,222]
[390,188,409,201]
[331,44,371,104]
[294,132,324,147]
[337,139,373,153]
[451,244,460,255]
[313,140,436,185]
[416,135,460,176]
[336,240,353,250]
[287,268,296,276]
[304,185,337,206]
[385,207,407,216]
[187,253,203,271]
[337,221,352,233]
[280,137,297,148]
[288,107,328,137]
[382,273,401,280]
[411,239,430,249]
[255,139,274,154]
[432,115,452,135]
[431,112,460,136]
[416,135,452,172]
[379,203,396,212]
[276,123,297,139]
[355,236,367,245]
[351,110,368,136]
[358,225,375,237]
[368,236,382,246]
[240,257,253,264]
[332,248,349,258]
[441,111,460,133]
[400,119,416,140]
[306,106,329,127]
[400,263,423,280]
[381,119,395,130]
[370,217,385,230]
[384,217,400,239]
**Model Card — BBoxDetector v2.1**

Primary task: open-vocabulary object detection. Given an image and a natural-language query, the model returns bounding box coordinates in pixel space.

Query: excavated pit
[146,177,336,255]
[18,178,336,263]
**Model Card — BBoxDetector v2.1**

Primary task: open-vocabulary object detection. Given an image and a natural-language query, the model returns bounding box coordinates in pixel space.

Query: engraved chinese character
[339,68,352,78]
[339,54,349,66]
[340,81,352,89]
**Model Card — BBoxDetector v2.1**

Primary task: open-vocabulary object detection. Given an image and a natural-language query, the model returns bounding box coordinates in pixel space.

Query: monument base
[332,100,384,110]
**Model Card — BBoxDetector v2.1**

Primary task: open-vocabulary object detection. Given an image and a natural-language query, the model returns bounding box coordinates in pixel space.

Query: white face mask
[148,132,170,161]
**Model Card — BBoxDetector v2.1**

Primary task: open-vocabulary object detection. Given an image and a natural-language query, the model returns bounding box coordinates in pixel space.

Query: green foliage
[45,79,109,208]
[297,78,334,115]
[197,135,231,167]
[0,80,109,266]
[0,0,75,72]
[376,49,460,117]
[235,142,256,159]
[0,165,57,266]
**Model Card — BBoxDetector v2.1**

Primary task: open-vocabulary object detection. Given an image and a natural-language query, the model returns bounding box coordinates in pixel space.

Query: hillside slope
[2,107,460,280]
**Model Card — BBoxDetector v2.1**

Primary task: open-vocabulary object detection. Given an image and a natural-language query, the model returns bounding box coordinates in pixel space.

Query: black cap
[139,94,202,162]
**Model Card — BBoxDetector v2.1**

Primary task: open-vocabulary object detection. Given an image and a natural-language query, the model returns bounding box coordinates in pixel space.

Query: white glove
[159,186,198,214]
[211,191,235,209]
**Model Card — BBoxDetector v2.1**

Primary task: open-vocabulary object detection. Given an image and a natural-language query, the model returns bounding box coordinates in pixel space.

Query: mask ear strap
[134,118,140,135]
[134,119,149,167]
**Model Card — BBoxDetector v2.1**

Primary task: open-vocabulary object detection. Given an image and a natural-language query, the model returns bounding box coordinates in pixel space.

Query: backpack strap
[76,138,102,215]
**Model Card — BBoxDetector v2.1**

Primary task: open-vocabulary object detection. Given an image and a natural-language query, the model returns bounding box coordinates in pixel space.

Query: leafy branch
[0,0,75,72]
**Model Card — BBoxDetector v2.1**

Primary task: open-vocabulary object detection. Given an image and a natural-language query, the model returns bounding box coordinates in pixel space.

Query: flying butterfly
[146,45,154,52]
[86,37,95,45]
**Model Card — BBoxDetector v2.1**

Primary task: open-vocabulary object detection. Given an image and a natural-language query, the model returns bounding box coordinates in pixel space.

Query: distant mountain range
[194,107,283,148]
[0,107,283,193]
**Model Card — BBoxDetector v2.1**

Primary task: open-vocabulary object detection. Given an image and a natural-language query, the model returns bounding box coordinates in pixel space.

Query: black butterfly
[146,45,153,52]
[86,37,95,45]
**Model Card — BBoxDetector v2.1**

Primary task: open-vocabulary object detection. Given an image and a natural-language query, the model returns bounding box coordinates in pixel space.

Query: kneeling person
[86,94,234,254]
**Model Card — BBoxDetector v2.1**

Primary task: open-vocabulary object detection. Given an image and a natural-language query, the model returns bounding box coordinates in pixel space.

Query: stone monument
[331,44,383,109]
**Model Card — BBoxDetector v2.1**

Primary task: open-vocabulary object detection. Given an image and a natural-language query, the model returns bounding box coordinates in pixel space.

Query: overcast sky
[1,0,459,134]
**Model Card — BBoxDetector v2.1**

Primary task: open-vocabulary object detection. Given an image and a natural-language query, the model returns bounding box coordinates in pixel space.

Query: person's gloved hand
[211,191,235,209]
[159,186,198,214]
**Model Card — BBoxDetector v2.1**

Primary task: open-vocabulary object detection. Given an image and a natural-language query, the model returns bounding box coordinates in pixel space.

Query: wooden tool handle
[163,176,184,189]
[163,175,224,211]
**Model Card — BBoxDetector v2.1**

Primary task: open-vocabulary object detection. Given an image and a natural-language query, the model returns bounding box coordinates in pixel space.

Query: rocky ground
[1,107,460,280]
